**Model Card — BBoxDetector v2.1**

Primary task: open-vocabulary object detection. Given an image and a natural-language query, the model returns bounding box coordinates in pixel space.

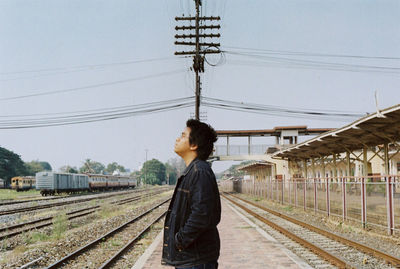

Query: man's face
[174,127,193,157]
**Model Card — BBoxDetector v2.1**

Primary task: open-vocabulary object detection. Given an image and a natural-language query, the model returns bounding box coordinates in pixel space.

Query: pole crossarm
[175,25,221,31]
[175,33,220,39]
[175,16,221,21]
[175,41,220,47]
[173,0,221,120]
[175,50,221,55]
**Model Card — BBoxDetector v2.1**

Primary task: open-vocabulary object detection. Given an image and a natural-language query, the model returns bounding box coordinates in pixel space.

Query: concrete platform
[133,198,312,269]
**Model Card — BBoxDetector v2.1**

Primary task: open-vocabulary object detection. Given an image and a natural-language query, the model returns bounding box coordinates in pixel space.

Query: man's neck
[182,153,197,167]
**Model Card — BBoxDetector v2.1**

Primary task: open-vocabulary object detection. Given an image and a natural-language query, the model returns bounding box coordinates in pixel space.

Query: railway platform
[132,198,312,269]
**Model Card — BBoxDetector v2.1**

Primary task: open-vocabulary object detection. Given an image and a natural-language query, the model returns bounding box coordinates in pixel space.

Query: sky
[0,0,399,173]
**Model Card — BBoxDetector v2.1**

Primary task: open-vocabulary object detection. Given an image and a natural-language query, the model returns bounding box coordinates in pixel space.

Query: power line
[0,69,187,102]
[223,51,400,74]
[0,56,180,76]
[0,96,195,118]
[201,96,367,122]
[0,97,195,129]
[224,46,400,61]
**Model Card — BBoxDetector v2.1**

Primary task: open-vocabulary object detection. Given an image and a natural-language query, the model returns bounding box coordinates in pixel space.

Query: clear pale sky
[0,0,399,173]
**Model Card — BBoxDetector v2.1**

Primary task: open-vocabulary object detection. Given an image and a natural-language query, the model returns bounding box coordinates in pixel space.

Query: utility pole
[144,149,148,185]
[175,0,221,120]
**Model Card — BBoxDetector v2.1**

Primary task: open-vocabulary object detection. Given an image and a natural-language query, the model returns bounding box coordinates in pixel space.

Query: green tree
[165,163,177,185]
[141,159,166,185]
[25,160,52,175]
[105,162,126,174]
[0,147,28,185]
[79,159,105,174]
[59,165,79,173]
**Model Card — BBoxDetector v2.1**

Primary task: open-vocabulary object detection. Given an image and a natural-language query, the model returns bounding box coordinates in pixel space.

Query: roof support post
[303,159,307,211]
[362,146,368,229]
[384,143,394,235]
[226,136,229,156]
[303,159,308,179]
[346,151,351,177]
[322,157,330,217]
[248,136,251,155]
[384,143,389,175]
[312,158,317,213]
[333,154,337,180]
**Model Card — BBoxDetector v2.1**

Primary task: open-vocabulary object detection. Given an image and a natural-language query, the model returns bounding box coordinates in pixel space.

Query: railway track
[0,187,170,216]
[45,198,169,268]
[222,192,400,269]
[0,189,169,242]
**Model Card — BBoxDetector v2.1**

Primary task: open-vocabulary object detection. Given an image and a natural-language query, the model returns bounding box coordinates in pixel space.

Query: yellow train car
[11,176,36,191]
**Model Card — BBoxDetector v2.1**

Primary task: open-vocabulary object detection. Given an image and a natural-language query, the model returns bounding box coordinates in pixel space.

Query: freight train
[11,176,36,191]
[36,172,137,196]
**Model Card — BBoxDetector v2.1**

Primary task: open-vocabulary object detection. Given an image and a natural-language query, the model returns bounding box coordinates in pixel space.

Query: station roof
[238,161,274,171]
[216,126,334,137]
[273,104,400,160]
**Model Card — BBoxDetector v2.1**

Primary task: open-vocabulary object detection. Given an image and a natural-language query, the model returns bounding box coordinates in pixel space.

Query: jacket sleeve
[175,169,216,249]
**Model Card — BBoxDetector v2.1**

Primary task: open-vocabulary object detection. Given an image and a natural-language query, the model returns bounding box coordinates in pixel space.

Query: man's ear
[189,144,198,151]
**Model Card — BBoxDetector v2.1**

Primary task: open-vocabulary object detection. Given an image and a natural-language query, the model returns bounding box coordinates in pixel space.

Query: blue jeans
[176,261,218,269]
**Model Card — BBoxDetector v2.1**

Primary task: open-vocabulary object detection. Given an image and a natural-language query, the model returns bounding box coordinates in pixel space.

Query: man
[162,119,221,269]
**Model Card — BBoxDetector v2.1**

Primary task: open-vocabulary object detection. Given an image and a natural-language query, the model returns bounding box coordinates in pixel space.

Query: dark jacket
[162,158,221,267]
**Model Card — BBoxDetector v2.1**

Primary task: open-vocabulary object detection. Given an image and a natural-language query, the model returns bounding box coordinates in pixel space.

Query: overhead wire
[201,96,367,122]
[0,56,180,76]
[223,46,400,61]
[0,69,188,101]
[223,51,400,74]
[0,97,195,129]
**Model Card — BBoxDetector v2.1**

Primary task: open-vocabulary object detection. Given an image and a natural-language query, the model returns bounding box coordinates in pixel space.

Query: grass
[0,189,41,200]
[0,237,8,252]
[52,213,68,239]
[97,204,124,219]
[283,205,294,212]
[24,232,50,244]
[110,239,122,247]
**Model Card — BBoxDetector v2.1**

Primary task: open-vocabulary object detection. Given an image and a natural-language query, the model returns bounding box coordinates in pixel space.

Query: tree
[0,147,28,185]
[167,157,186,177]
[25,160,52,175]
[105,162,126,174]
[141,158,166,185]
[79,159,105,174]
[165,162,178,185]
[222,161,253,179]
[59,165,79,173]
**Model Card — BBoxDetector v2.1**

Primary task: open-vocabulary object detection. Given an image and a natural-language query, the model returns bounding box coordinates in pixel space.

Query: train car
[11,176,36,191]
[36,172,137,196]
[0,178,6,189]
[87,174,137,190]
[36,172,89,195]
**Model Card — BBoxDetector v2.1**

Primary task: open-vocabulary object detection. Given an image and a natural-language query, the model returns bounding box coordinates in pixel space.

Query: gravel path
[0,189,172,269]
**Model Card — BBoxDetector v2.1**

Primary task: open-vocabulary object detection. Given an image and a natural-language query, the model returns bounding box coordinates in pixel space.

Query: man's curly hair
[186,119,217,161]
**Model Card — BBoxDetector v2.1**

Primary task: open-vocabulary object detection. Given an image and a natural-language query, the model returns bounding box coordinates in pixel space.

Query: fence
[220,175,400,235]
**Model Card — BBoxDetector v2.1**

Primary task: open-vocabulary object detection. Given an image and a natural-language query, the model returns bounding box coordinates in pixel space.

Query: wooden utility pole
[175,0,221,120]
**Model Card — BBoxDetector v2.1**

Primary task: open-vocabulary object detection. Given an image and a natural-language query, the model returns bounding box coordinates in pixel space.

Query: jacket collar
[182,158,199,176]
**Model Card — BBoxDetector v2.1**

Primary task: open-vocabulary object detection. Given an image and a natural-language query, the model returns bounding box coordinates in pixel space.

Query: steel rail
[0,208,98,241]
[0,190,167,241]
[0,196,60,206]
[0,188,151,216]
[98,211,166,269]
[221,193,352,269]
[45,198,170,269]
[225,192,400,268]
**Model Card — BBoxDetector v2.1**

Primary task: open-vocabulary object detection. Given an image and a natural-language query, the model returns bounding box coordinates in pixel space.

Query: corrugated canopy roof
[273,104,400,159]
[216,126,333,137]
[238,161,274,171]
